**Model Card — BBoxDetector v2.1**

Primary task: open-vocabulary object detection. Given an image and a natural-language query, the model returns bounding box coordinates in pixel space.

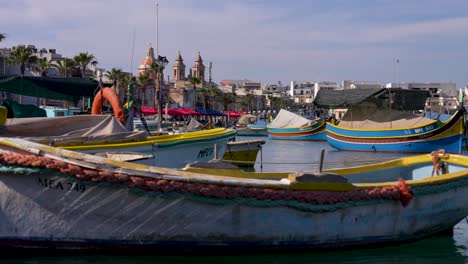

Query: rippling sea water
[3,137,468,263]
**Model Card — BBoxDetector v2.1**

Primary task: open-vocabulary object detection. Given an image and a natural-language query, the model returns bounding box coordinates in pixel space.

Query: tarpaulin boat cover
[338,103,434,129]
[268,109,311,128]
[186,117,202,131]
[0,115,148,146]
[314,88,429,110]
[0,76,100,101]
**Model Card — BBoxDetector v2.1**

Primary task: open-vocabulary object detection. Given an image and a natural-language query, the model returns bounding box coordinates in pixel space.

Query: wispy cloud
[2,0,468,86]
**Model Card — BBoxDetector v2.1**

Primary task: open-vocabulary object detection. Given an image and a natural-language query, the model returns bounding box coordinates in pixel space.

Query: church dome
[138,45,156,73]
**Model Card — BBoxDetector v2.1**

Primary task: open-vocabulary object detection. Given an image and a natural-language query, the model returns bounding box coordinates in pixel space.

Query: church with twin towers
[136,45,210,107]
[137,45,207,85]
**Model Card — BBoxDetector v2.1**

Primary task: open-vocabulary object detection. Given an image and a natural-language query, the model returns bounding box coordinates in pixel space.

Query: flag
[124,78,135,112]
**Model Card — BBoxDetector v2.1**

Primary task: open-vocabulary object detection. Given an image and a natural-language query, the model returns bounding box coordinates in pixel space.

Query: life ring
[91,87,125,125]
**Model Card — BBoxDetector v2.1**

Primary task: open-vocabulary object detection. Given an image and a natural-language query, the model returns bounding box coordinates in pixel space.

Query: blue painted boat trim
[327,133,463,153]
[269,131,327,140]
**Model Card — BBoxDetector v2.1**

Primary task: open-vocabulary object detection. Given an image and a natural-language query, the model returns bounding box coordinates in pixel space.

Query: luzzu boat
[326,109,464,153]
[0,137,467,252]
[0,114,236,168]
[222,139,265,166]
[314,88,464,153]
[267,109,326,140]
[66,127,237,168]
[237,124,269,137]
[236,115,269,136]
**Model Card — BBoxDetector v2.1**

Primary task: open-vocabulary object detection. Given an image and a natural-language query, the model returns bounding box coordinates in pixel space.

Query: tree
[149,62,161,109]
[198,87,210,109]
[137,73,151,107]
[51,58,77,78]
[120,74,131,101]
[220,93,235,111]
[187,77,201,90]
[73,52,96,78]
[240,99,248,111]
[208,87,221,110]
[35,57,52,77]
[0,33,6,42]
[106,68,124,99]
[245,93,254,112]
[8,46,38,77]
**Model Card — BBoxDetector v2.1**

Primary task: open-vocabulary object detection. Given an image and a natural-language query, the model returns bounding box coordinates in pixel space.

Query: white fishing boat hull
[77,135,233,168]
[0,167,466,251]
[0,138,468,252]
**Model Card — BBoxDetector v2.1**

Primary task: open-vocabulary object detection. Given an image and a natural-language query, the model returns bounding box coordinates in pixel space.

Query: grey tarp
[185,117,202,131]
[314,88,429,110]
[0,76,100,101]
[337,102,434,129]
[0,115,148,146]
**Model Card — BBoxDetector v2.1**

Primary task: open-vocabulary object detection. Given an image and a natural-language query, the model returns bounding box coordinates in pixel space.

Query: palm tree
[245,93,254,112]
[198,87,210,109]
[240,100,248,111]
[149,62,161,108]
[120,74,131,101]
[220,93,235,111]
[8,46,38,77]
[137,73,151,107]
[106,68,124,99]
[35,57,52,77]
[73,52,95,78]
[0,33,6,42]
[187,77,201,90]
[208,87,220,110]
[51,58,77,78]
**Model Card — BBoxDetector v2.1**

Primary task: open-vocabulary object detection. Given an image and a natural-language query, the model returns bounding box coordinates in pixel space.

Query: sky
[2,0,468,87]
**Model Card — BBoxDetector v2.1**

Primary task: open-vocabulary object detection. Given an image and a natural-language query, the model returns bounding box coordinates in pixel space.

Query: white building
[291,82,314,104]
[1,45,63,77]
[314,81,340,98]
[342,80,382,89]
[385,82,458,113]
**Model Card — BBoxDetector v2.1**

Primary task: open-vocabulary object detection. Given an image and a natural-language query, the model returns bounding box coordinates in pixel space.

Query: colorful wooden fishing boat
[0,114,236,168]
[267,109,326,140]
[237,124,269,137]
[268,122,326,140]
[222,139,265,166]
[314,88,464,153]
[326,109,464,153]
[236,115,269,136]
[69,127,237,168]
[0,138,467,252]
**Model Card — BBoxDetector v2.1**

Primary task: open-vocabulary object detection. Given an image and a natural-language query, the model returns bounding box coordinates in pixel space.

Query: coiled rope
[0,152,413,209]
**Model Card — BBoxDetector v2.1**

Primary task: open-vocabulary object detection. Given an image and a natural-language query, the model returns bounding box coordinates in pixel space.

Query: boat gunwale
[267,121,323,131]
[62,128,236,151]
[325,110,464,133]
[2,137,468,193]
[325,111,462,139]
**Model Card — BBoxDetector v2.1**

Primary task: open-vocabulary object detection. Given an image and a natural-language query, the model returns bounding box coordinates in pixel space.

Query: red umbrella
[140,107,157,115]
[182,107,201,116]
[162,107,184,116]
[225,110,244,118]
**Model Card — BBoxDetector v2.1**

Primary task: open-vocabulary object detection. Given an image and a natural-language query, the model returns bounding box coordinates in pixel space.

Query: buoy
[91,87,125,125]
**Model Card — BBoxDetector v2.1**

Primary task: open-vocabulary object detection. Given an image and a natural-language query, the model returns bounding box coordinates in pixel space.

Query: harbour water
[3,136,468,263]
